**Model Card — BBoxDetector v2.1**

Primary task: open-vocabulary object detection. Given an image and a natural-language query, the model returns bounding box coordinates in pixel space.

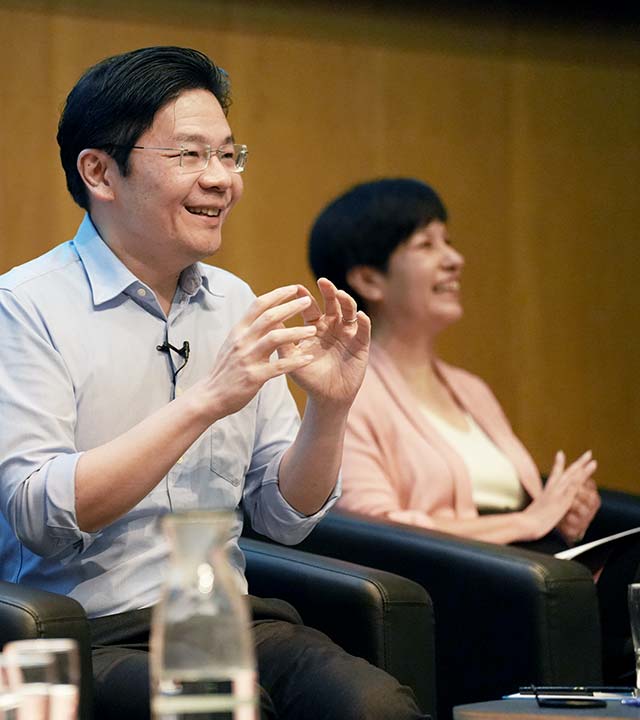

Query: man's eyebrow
[174,133,235,144]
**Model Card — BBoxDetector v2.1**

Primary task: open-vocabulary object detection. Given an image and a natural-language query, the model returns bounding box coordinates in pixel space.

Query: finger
[565,458,598,485]
[575,483,597,504]
[295,285,324,324]
[573,483,598,511]
[248,352,316,387]
[569,494,592,517]
[573,484,601,518]
[243,285,301,326]
[317,277,342,320]
[576,476,598,494]
[563,525,586,544]
[258,325,318,358]
[249,295,313,336]
[585,459,597,478]
[584,478,598,492]
[560,504,581,522]
[547,450,566,483]
[353,310,371,345]
[560,511,582,531]
[567,514,590,539]
[565,450,593,475]
[564,471,583,495]
[573,459,598,484]
[559,512,583,542]
[575,449,593,465]
[271,353,316,376]
[583,485,602,513]
[336,289,358,324]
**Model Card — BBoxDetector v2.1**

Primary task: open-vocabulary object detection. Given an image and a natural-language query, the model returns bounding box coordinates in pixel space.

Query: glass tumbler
[0,656,20,720]
[3,638,80,720]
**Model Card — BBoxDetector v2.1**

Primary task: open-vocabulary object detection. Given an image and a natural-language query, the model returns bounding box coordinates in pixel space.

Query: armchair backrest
[586,489,640,541]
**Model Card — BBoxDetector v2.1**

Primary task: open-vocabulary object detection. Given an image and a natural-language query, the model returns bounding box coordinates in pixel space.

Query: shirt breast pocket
[210,405,256,487]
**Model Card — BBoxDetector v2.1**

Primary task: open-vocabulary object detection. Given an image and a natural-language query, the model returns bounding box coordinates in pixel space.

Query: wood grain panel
[1,0,637,492]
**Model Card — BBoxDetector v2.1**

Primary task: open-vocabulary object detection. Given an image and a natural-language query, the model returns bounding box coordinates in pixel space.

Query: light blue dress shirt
[0,215,339,618]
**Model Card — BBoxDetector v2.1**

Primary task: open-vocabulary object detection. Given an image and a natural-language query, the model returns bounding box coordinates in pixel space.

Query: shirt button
[176,387,183,397]
[137,288,147,297]
[176,456,184,465]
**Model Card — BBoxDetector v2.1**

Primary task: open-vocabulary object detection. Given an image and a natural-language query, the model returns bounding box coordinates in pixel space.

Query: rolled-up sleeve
[0,290,94,557]
[241,374,341,545]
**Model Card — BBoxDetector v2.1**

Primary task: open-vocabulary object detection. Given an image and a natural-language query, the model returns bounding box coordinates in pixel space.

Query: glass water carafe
[150,511,257,720]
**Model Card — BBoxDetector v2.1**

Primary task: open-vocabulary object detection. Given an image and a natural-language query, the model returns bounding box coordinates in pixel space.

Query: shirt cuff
[29,452,99,556]
[252,453,342,545]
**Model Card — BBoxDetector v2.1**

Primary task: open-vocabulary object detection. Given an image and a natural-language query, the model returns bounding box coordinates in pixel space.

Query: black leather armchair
[241,538,436,716]
[252,511,603,720]
[585,488,640,541]
[0,581,94,719]
[0,539,436,720]
[582,488,640,683]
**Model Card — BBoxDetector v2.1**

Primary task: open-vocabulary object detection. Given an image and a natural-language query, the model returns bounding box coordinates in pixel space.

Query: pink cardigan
[339,344,543,528]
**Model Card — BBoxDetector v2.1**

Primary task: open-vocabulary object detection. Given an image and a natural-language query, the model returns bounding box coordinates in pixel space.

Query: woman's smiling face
[379,220,465,335]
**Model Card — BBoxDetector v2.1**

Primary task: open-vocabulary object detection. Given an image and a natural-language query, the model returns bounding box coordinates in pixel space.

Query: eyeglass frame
[117,142,248,174]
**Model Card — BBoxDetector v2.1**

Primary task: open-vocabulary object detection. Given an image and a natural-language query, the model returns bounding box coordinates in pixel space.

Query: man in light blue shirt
[0,47,426,720]
[0,213,332,616]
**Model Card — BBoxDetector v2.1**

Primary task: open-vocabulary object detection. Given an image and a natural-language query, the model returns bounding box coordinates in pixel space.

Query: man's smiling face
[109,88,244,268]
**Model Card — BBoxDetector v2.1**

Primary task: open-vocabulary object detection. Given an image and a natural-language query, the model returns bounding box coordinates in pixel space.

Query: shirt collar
[179,263,212,299]
[72,214,213,306]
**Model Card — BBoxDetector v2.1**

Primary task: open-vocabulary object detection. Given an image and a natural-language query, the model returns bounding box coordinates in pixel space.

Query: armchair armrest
[254,512,602,720]
[240,537,436,718]
[0,580,94,720]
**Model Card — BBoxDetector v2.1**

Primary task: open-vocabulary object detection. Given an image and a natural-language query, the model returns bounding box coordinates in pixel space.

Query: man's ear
[76,149,118,203]
[346,265,386,304]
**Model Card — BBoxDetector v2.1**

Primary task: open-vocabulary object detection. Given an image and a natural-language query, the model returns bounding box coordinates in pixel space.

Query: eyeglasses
[129,142,248,174]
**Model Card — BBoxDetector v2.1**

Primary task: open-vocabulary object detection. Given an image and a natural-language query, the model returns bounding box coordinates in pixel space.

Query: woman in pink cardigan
[308,178,600,548]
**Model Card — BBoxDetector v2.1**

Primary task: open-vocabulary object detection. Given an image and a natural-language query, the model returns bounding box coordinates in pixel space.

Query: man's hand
[282,277,371,408]
[201,285,320,419]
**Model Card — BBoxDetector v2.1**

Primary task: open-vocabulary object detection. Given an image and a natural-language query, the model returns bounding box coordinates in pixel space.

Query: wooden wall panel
[504,43,640,486]
[0,0,638,492]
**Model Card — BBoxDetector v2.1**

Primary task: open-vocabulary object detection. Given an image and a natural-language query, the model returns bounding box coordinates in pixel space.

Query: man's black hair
[57,46,231,210]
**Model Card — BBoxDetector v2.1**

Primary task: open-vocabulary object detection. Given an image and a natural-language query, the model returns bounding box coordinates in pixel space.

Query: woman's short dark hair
[57,46,231,210]
[308,178,448,309]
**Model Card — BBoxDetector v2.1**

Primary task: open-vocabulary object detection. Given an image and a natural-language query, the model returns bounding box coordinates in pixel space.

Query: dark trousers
[90,596,427,720]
